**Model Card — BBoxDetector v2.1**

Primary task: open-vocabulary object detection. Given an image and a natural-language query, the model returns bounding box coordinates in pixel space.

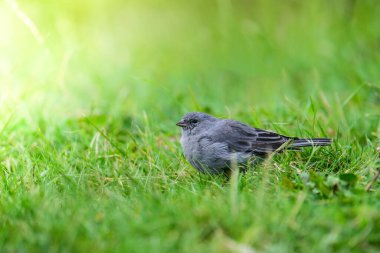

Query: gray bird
[176,112,332,174]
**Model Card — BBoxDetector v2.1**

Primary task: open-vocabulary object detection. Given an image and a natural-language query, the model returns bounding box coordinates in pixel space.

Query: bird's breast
[180,134,203,164]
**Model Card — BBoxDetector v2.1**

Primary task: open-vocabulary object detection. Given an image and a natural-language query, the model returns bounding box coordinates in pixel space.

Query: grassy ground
[0,0,380,252]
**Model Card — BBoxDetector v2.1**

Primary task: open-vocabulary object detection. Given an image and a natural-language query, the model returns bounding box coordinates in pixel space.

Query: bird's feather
[209,120,291,156]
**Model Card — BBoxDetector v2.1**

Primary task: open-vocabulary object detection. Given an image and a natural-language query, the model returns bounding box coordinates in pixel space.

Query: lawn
[0,0,379,252]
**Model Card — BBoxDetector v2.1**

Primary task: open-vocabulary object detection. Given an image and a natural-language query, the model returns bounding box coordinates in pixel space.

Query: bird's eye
[191,119,198,124]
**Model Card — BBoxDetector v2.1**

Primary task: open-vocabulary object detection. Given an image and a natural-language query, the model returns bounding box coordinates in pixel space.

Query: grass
[0,0,380,252]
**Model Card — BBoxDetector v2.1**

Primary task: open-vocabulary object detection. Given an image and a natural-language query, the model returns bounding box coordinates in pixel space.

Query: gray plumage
[176,112,332,174]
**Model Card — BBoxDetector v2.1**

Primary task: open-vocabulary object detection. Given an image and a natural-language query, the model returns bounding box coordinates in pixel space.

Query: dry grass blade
[365,168,380,192]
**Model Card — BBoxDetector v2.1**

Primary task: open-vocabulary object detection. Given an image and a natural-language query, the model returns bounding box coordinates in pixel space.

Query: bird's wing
[210,120,291,155]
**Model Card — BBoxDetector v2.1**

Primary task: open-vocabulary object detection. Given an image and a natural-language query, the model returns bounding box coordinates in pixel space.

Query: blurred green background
[1,0,379,123]
[1,1,380,252]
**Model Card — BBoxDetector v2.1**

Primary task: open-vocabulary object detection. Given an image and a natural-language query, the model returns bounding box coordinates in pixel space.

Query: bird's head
[176,112,216,135]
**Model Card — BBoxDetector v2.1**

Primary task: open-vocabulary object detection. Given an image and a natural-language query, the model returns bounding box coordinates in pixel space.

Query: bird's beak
[176,120,187,128]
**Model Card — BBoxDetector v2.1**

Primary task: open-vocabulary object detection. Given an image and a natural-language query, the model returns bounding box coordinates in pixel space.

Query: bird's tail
[291,138,332,148]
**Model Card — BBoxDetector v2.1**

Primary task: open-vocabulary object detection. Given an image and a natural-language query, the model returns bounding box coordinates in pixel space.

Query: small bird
[176,112,332,174]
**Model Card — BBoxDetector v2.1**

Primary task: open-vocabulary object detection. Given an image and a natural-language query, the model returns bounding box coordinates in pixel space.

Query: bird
[176,112,332,174]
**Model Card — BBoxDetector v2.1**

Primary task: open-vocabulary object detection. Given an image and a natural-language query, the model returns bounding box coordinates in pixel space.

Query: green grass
[0,0,380,252]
